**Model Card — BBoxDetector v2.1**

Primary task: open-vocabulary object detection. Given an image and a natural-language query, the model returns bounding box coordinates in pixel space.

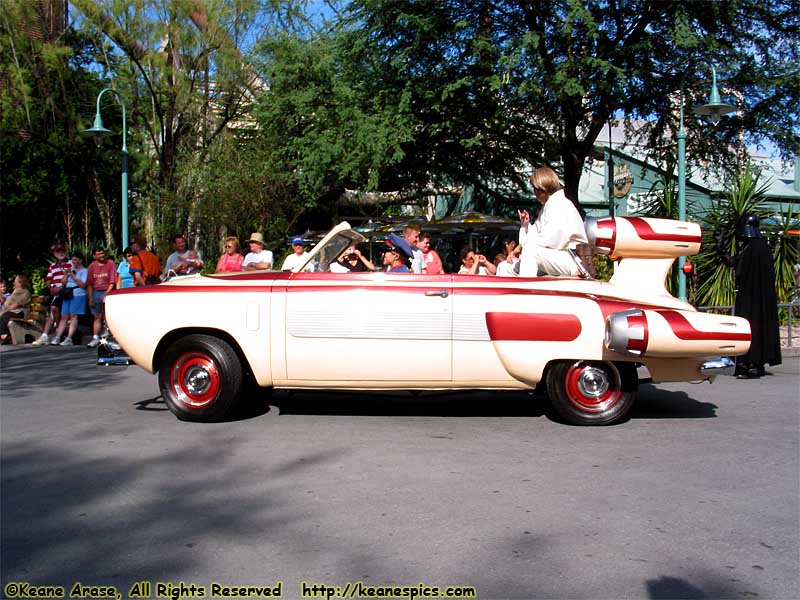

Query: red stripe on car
[485,312,582,341]
[626,217,702,244]
[655,310,750,341]
[595,217,617,252]
[625,311,649,354]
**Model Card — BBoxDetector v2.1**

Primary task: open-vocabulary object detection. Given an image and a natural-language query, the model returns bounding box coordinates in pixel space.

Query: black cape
[729,238,782,367]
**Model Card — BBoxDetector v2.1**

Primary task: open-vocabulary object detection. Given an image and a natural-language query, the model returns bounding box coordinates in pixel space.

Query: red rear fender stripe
[656,310,750,341]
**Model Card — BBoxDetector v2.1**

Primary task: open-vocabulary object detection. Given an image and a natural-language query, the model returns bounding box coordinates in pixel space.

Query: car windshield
[292,223,366,273]
[316,230,365,272]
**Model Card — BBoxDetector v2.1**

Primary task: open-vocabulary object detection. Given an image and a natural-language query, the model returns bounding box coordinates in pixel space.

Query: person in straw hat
[242,232,273,271]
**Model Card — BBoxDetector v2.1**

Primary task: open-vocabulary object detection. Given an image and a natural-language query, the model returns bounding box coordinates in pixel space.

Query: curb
[781,345,800,358]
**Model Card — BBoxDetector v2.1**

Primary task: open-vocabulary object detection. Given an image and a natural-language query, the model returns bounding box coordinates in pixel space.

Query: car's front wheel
[545,360,637,425]
[159,334,242,422]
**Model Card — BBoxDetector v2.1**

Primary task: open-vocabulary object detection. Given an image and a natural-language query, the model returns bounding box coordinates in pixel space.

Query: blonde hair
[223,236,240,253]
[529,167,563,196]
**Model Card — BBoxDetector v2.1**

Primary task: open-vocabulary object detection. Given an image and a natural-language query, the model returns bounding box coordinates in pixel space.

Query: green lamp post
[676,65,737,302]
[83,88,129,250]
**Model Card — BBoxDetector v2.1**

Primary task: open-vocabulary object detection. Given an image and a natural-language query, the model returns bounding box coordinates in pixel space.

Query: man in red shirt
[86,246,117,347]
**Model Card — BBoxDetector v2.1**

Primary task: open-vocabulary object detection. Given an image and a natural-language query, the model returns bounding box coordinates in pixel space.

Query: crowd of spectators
[4,173,590,346]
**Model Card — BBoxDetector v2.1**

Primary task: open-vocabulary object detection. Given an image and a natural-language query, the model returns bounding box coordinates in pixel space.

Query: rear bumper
[700,356,735,377]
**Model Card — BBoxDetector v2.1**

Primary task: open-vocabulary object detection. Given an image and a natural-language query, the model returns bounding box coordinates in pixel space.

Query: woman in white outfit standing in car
[517,166,588,277]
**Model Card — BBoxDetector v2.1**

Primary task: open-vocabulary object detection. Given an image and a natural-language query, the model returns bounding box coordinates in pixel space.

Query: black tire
[158,334,243,422]
[545,360,637,425]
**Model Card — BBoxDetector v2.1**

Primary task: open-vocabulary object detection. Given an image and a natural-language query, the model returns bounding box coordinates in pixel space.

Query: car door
[284,272,453,382]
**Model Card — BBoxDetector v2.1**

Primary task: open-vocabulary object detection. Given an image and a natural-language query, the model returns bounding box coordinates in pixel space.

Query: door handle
[425,289,449,298]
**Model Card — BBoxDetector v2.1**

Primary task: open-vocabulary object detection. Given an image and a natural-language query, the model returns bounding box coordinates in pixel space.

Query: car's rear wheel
[545,360,637,425]
[159,334,242,422]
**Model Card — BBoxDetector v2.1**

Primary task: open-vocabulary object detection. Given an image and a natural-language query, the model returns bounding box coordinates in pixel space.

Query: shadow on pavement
[271,389,548,419]
[633,385,718,419]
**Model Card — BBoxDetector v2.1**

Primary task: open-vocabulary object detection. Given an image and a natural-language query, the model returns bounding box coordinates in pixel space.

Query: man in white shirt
[163,234,204,277]
[402,224,425,274]
[518,167,588,277]
[242,232,274,270]
[280,236,313,272]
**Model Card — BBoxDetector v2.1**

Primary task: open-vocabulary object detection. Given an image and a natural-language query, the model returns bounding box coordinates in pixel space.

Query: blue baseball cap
[290,236,304,245]
[384,232,414,259]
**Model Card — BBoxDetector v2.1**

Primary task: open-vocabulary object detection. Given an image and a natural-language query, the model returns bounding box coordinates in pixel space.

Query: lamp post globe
[676,64,738,302]
[82,87,128,250]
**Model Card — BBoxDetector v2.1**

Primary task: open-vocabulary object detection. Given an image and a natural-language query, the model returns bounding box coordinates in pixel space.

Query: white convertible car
[102,217,751,426]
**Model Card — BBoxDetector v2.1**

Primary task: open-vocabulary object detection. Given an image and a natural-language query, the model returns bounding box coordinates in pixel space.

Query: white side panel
[284,276,453,381]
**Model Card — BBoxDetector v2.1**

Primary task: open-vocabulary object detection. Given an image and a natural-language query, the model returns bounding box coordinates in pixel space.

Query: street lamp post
[676,65,737,302]
[83,88,129,250]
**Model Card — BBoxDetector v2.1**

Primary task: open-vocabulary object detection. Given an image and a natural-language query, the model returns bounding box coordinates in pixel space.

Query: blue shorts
[62,294,87,316]
[90,290,107,315]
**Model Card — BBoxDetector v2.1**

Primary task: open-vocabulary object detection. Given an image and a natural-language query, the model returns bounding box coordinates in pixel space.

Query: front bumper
[96,336,134,366]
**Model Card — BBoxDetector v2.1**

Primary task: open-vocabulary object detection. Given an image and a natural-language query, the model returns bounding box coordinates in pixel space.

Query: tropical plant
[695,161,773,308]
[767,205,800,304]
[29,270,47,297]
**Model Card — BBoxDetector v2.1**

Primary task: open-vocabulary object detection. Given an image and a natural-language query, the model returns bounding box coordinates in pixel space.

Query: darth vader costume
[716,214,782,378]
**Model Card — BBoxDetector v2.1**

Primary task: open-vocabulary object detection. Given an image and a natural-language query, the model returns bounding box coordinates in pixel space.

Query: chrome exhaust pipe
[700,357,735,377]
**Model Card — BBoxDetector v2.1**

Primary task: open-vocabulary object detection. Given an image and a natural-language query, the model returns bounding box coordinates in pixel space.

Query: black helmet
[735,214,762,238]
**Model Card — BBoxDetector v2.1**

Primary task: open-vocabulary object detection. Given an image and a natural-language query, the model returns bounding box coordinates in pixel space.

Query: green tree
[694,161,797,308]
[253,31,417,201]
[0,1,120,275]
[71,0,311,253]
[174,130,313,260]
[276,0,799,213]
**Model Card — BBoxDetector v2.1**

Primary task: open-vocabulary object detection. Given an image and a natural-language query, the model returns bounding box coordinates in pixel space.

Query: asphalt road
[1,344,798,600]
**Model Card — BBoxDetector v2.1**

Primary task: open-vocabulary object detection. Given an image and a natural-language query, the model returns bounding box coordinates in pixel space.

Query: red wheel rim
[169,351,221,409]
[564,362,621,413]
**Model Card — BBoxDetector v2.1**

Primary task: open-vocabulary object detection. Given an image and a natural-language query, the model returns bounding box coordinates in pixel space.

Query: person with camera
[50,252,88,346]
[330,244,376,273]
[458,247,497,275]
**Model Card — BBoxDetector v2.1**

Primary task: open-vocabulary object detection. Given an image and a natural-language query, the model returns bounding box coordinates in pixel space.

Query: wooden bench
[8,297,48,345]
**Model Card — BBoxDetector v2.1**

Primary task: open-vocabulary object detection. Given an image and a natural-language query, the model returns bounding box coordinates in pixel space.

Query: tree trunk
[562,150,586,219]
[88,168,114,247]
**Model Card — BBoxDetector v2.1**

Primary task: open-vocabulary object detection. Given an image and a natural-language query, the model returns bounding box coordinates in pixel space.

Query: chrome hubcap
[185,366,211,395]
[576,366,610,398]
